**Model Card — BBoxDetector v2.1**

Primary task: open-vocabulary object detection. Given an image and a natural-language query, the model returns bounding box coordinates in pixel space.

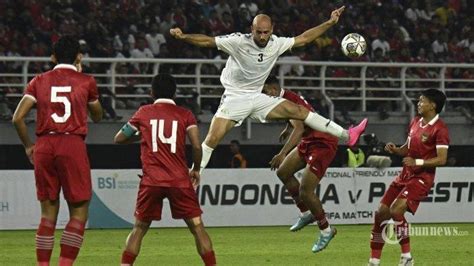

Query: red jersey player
[263,76,338,253]
[368,89,449,266]
[12,36,103,266]
[114,74,216,266]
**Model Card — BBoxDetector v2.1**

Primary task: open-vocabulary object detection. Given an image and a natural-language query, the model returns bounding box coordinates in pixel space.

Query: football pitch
[1,224,473,265]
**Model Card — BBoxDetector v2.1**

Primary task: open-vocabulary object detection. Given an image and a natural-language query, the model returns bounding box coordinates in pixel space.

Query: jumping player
[12,36,103,266]
[115,74,216,266]
[368,89,449,266]
[263,76,338,253]
[170,6,368,172]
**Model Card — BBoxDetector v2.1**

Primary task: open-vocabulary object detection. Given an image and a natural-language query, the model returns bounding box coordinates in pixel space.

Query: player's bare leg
[390,198,413,266]
[266,100,367,146]
[58,200,89,266]
[184,216,216,266]
[36,200,60,266]
[368,204,391,266]
[274,148,310,231]
[121,219,151,266]
[299,166,336,252]
[200,117,236,171]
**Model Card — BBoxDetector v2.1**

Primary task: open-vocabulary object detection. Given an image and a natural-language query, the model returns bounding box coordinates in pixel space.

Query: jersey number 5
[51,86,71,123]
[150,119,178,153]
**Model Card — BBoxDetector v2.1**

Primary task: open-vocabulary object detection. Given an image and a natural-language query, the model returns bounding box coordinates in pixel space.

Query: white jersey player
[170,6,368,172]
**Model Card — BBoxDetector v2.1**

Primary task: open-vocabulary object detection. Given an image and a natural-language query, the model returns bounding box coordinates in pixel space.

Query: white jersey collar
[154,98,176,105]
[279,89,285,97]
[419,114,439,128]
[53,64,77,71]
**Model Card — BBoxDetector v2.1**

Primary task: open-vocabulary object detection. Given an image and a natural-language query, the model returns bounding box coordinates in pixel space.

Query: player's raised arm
[170,28,216,48]
[12,95,36,164]
[293,6,345,48]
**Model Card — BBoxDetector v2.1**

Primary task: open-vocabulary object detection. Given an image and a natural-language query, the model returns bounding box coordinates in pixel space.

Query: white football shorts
[215,92,286,126]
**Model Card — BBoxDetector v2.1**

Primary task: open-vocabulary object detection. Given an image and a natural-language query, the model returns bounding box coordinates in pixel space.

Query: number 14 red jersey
[24,64,99,137]
[128,99,197,188]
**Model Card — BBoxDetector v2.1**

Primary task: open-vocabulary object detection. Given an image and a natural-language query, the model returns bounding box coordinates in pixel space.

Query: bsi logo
[97,177,116,189]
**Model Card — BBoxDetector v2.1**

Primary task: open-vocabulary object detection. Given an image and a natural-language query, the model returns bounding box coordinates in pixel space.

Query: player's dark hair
[230,139,240,146]
[53,36,80,64]
[421,89,446,113]
[151,73,177,99]
[264,75,279,85]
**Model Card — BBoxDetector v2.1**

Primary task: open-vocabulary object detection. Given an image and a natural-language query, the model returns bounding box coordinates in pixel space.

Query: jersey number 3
[150,119,178,153]
[257,53,263,62]
[51,86,71,123]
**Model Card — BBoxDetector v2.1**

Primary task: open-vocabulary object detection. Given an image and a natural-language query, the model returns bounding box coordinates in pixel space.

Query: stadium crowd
[0,0,473,118]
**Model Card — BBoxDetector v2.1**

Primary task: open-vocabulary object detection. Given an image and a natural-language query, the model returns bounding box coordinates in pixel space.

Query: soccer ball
[341,33,367,58]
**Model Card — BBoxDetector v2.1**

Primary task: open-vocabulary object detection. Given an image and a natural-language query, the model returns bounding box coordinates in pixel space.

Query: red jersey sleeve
[87,77,99,102]
[184,110,197,130]
[128,107,143,131]
[24,76,38,102]
[435,125,449,148]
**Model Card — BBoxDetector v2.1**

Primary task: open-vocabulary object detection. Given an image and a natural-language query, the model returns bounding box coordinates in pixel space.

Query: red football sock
[370,211,386,259]
[200,250,216,266]
[121,250,137,265]
[36,217,56,264]
[392,214,410,254]
[287,185,308,213]
[314,211,329,230]
[59,218,85,266]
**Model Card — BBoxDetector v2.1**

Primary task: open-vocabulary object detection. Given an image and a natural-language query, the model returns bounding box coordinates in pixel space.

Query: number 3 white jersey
[215,33,294,95]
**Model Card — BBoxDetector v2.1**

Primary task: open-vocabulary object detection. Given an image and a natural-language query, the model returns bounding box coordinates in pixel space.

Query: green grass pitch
[1,224,473,265]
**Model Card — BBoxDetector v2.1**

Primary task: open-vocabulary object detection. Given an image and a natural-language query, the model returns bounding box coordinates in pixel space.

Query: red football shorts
[34,134,92,202]
[134,183,203,222]
[297,141,337,178]
[380,178,431,214]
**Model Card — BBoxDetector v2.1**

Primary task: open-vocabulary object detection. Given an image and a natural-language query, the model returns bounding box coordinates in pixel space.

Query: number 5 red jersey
[24,64,99,137]
[128,99,197,188]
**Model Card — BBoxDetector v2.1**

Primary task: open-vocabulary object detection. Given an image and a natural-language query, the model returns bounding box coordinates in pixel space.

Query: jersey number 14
[150,119,178,153]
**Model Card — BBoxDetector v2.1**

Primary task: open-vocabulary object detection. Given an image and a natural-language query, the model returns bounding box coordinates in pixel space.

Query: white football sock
[321,225,332,236]
[303,112,349,141]
[401,252,412,258]
[200,143,214,172]
[369,258,380,264]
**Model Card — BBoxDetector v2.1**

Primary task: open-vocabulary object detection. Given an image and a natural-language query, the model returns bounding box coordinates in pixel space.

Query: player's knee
[389,205,404,217]
[185,216,203,234]
[204,134,221,148]
[276,168,289,181]
[290,105,308,120]
[299,187,312,201]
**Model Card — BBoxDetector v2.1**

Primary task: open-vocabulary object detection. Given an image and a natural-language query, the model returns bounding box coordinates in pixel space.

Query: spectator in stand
[130,38,153,73]
[214,0,232,19]
[99,87,122,121]
[159,12,176,34]
[371,32,390,58]
[432,32,449,55]
[229,140,247,168]
[113,27,135,52]
[145,24,166,58]
[207,10,223,36]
